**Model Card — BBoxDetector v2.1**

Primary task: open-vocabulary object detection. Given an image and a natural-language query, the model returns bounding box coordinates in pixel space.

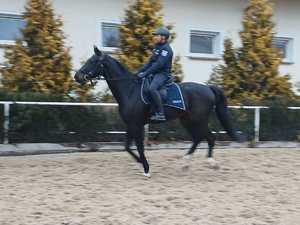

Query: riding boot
[150,112,166,121]
[150,90,166,121]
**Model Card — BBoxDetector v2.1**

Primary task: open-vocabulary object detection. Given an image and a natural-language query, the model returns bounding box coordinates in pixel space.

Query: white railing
[0,101,117,144]
[0,101,299,144]
[229,105,299,143]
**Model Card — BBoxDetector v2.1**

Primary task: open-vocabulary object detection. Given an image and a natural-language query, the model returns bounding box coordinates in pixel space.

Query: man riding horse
[74,27,240,177]
[136,27,173,121]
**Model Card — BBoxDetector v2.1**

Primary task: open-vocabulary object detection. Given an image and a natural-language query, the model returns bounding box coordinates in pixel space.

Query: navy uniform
[137,27,173,121]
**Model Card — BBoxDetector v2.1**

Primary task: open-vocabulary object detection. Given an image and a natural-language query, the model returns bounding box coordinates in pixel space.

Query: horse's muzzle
[74,71,88,85]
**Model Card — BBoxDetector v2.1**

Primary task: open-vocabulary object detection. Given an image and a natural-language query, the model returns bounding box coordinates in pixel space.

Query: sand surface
[0,148,300,225]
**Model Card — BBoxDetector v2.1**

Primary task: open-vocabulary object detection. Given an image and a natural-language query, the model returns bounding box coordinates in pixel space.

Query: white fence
[0,101,299,144]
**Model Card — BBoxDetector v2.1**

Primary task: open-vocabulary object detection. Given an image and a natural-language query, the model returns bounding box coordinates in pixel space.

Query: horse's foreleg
[132,126,150,177]
[125,131,141,163]
[136,138,150,177]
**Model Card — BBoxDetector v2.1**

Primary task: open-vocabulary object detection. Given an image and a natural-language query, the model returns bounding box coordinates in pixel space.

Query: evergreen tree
[208,39,242,103]
[209,0,294,104]
[296,82,300,98]
[0,40,33,92]
[0,0,87,97]
[172,55,184,83]
[118,0,184,81]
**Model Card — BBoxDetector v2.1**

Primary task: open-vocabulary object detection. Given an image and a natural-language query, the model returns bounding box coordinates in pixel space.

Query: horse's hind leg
[186,137,201,156]
[180,118,219,168]
[206,130,216,158]
[206,130,219,169]
[179,119,203,171]
[180,119,203,158]
[181,119,216,158]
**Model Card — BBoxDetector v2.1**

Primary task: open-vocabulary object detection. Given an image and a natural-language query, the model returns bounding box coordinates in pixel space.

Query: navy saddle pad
[141,77,186,111]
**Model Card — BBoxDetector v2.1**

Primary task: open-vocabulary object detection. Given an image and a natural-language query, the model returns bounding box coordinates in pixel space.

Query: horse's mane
[106,55,133,77]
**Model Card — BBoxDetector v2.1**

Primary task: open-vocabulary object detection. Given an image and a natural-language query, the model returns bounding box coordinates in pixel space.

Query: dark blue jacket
[138,42,173,76]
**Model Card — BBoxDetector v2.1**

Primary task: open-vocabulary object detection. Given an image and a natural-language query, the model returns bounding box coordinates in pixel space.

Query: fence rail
[0,101,299,144]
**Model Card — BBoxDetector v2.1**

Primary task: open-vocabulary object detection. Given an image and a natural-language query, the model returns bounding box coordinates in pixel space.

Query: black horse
[75,46,239,177]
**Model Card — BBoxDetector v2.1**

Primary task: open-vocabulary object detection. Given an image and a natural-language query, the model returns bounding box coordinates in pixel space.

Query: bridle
[76,62,139,86]
[77,63,105,86]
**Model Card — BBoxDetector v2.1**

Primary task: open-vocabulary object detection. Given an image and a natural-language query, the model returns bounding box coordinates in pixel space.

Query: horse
[74,46,239,177]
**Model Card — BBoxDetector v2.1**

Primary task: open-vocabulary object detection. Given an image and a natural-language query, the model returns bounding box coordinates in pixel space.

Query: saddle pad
[141,78,186,111]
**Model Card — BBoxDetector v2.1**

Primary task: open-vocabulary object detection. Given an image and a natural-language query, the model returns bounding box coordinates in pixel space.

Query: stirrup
[150,113,166,121]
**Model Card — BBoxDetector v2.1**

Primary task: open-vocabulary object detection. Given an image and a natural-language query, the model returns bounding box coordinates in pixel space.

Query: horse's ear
[94,45,102,57]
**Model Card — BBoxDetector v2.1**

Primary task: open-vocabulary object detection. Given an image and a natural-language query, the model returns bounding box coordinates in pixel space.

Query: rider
[137,27,173,121]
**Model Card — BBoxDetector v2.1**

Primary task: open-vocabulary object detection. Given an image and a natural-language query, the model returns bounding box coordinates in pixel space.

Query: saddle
[141,76,186,111]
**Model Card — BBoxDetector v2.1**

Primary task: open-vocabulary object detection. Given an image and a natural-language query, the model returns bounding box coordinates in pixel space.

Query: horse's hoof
[207,158,220,169]
[183,154,192,160]
[182,155,192,171]
[143,172,151,178]
[182,165,190,172]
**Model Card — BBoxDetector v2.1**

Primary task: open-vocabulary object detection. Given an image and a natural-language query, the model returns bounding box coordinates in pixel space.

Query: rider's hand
[137,72,146,78]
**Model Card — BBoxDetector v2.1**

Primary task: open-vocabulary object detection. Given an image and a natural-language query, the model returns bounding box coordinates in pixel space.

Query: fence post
[3,103,10,144]
[254,107,260,143]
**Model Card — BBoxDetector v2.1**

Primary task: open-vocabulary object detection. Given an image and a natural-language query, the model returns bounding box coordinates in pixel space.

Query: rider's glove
[137,72,147,78]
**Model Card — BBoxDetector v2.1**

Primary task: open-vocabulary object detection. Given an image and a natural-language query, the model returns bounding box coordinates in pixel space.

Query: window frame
[99,20,121,53]
[0,12,25,46]
[272,36,294,64]
[187,28,222,60]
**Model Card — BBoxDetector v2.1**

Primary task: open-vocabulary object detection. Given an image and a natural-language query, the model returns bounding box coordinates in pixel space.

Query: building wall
[0,0,127,69]
[162,0,246,83]
[163,0,300,87]
[272,0,300,86]
[0,0,25,66]
[0,0,299,89]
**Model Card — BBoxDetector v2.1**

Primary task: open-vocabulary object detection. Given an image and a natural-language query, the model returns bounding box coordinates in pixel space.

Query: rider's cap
[152,27,170,39]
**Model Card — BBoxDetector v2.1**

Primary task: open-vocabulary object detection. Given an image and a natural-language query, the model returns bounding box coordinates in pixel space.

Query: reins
[97,76,140,81]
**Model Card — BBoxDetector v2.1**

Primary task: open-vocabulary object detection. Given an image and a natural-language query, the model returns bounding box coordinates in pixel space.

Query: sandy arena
[0,148,300,225]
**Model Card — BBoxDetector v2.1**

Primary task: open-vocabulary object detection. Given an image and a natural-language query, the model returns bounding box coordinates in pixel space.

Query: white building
[0,0,299,91]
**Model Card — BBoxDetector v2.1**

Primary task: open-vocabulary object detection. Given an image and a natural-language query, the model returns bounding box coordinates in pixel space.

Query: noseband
[77,63,139,86]
[78,63,104,86]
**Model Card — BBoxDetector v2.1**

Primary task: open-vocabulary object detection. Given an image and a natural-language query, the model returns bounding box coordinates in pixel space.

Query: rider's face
[153,35,165,44]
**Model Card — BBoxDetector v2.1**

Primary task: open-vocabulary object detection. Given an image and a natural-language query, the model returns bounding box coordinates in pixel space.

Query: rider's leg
[149,74,168,120]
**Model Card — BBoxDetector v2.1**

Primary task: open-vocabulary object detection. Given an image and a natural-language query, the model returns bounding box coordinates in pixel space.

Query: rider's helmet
[152,27,170,40]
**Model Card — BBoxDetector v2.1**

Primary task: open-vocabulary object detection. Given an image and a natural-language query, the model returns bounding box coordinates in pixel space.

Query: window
[101,22,120,50]
[272,37,293,63]
[0,13,25,44]
[189,30,221,59]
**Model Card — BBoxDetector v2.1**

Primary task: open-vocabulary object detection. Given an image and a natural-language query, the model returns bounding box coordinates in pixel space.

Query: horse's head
[74,46,106,85]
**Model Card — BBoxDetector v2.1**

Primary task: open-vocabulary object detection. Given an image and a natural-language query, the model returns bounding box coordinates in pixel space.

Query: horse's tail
[209,85,239,141]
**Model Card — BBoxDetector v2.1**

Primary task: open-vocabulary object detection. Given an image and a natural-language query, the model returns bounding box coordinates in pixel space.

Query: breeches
[148,73,169,113]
